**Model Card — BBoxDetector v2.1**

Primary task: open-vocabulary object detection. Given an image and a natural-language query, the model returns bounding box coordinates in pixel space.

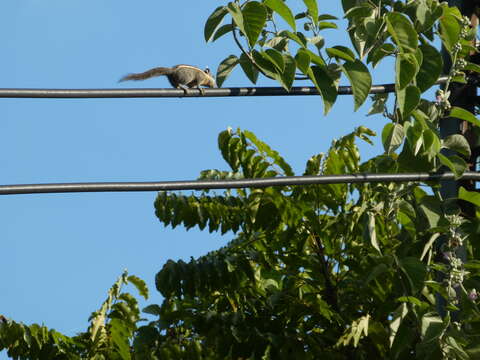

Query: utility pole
[438,0,479,317]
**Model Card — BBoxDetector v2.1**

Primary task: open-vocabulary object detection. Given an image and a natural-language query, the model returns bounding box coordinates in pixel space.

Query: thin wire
[0,76,448,99]
[0,171,477,195]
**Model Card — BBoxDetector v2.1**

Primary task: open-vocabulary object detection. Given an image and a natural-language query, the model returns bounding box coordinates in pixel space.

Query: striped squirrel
[119,64,216,94]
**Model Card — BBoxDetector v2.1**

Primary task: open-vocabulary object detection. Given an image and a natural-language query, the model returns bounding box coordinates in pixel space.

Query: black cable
[0,76,448,99]
[1,171,478,195]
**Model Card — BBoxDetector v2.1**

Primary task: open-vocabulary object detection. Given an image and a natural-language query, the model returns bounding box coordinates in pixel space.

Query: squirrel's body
[119,65,216,92]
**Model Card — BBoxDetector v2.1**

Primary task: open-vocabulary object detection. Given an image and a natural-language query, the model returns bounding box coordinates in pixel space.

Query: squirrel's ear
[204,67,210,74]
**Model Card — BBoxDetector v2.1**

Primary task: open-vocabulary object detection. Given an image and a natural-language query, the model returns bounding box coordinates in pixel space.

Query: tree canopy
[2,0,480,359]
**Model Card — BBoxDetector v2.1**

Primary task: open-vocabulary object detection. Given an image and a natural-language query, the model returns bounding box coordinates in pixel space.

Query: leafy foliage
[4,1,480,359]
[0,271,148,359]
[148,127,480,358]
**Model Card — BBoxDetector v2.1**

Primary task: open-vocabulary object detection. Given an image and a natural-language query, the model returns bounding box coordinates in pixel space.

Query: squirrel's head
[204,66,217,88]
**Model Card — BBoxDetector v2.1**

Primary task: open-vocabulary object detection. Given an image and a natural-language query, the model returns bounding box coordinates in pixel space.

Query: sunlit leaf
[326,46,355,62]
[439,7,461,53]
[227,3,245,36]
[205,6,229,42]
[303,0,319,26]
[416,43,443,92]
[278,54,296,91]
[396,53,419,90]
[212,24,234,42]
[450,107,480,127]
[459,187,480,207]
[386,12,418,53]
[367,43,395,67]
[438,153,467,179]
[308,65,338,115]
[264,0,296,31]
[127,275,149,300]
[216,55,239,87]
[295,48,311,74]
[263,48,285,72]
[397,85,420,118]
[382,123,404,154]
[442,134,471,158]
[341,59,372,110]
[239,53,259,84]
[367,93,388,116]
[242,2,268,48]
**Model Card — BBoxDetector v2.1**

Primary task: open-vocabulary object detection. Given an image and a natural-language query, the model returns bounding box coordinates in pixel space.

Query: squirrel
[119,64,216,94]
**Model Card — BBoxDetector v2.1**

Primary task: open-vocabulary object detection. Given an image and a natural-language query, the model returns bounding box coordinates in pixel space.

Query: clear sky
[0,1,393,357]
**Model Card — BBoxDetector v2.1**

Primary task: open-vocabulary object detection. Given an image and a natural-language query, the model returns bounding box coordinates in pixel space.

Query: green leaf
[278,54,296,91]
[365,263,389,284]
[239,53,259,84]
[306,49,326,66]
[367,93,388,116]
[390,304,413,359]
[419,196,442,229]
[445,336,470,360]
[127,275,149,300]
[465,62,480,74]
[396,53,419,90]
[265,36,288,51]
[341,60,372,111]
[205,6,229,42]
[318,14,338,21]
[415,0,443,33]
[308,65,338,115]
[110,318,131,360]
[212,24,234,42]
[438,153,467,179]
[227,3,245,37]
[142,304,162,316]
[382,123,404,154]
[263,48,285,72]
[421,313,447,343]
[420,233,441,261]
[264,0,296,31]
[442,134,471,158]
[459,186,480,207]
[252,50,279,78]
[367,43,395,68]
[279,30,307,47]
[399,257,427,293]
[397,85,420,118]
[416,43,443,93]
[326,46,355,62]
[318,21,337,30]
[386,12,418,53]
[303,0,319,26]
[367,212,381,254]
[450,107,480,127]
[243,130,294,175]
[422,129,441,160]
[344,5,373,20]
[295,48,310,74]
[242,2,268,48]
[439,9,461,53]
[216,55,239,87]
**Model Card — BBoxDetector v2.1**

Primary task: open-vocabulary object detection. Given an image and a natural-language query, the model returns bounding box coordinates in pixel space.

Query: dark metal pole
[437,0,478,318]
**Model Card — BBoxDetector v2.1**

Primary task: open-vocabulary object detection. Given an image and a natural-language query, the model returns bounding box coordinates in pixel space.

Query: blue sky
[0,1,393,357]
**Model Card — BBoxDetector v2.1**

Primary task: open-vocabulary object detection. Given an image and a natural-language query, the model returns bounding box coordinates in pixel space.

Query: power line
[1,171,478,195]
[0,77,448,99]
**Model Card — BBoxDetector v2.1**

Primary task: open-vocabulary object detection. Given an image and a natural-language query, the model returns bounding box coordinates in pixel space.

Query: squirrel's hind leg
[177,84,189,96]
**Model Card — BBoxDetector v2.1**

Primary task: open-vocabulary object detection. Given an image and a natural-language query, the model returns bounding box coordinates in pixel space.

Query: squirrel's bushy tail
[119,67,173,82]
